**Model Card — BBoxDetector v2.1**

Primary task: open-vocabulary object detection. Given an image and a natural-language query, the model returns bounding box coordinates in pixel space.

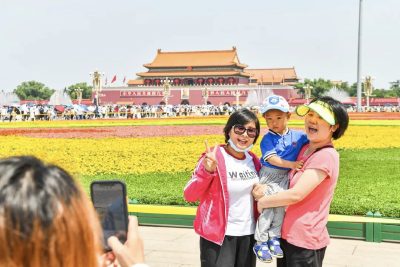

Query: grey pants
[254,166,289,242]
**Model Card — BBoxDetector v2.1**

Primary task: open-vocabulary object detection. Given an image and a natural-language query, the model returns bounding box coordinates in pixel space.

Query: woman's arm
[184,143,219,203]
[257,169,328,213]
[267,156,304,170]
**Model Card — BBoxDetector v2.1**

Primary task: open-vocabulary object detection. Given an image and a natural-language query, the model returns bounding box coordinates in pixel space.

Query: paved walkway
[139,225,400,267]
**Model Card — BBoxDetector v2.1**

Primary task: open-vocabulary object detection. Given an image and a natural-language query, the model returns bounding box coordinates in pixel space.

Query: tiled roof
[136,71,250,77]
[143,47,248,68]
[257,77,283,83]
[245,68,300,81]
[127,79,144,85]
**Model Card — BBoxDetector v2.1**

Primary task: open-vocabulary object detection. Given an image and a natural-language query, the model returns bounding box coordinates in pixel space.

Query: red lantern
[146,79,151,84]
[208,78,214,83]
[155,79,160,83]
[218,78,224,83]
[174,79,180,83]
[228,78,234,83]
[198,78,204,83]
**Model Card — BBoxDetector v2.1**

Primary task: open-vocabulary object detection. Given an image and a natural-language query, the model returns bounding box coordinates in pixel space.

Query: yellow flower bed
[1,126,399,175]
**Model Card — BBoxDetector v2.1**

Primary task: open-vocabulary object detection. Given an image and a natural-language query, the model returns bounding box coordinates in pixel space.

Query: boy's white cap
[260,95,289,114]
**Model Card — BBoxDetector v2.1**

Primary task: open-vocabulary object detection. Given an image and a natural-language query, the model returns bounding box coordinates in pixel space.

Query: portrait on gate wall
[181,88,189,99]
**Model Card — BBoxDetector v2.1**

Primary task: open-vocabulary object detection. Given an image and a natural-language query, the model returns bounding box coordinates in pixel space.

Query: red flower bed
[0,126,305,139]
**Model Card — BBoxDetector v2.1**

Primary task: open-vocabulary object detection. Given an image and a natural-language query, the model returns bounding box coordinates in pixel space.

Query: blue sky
[1,0,399,91]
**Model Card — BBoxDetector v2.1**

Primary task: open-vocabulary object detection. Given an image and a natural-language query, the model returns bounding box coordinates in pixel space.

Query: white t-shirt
[221,147,259,236]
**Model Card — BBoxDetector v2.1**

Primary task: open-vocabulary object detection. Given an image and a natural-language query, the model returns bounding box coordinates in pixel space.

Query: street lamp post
[89,70,105,108]
[162,77,173,105]
[202,86,209,105]
[75,88,83,105]
[356,0,364,112]
[362,75,375,109]
[232,90,242,109]
[304,84,313,104]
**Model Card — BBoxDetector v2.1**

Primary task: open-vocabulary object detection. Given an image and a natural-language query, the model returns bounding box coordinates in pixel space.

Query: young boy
[253,95,309,263]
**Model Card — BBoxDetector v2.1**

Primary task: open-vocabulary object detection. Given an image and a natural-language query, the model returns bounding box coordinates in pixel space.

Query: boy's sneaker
[267,237,284,258]
[253,242,273,263]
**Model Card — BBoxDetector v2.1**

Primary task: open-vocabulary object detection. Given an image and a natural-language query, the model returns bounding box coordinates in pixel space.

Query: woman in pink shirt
[256,96,349,267]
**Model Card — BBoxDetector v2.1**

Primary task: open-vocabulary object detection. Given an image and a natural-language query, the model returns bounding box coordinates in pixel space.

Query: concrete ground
[139,225,400,267]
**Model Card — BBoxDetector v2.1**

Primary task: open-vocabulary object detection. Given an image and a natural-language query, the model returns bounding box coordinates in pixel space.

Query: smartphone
[90,180,129,252]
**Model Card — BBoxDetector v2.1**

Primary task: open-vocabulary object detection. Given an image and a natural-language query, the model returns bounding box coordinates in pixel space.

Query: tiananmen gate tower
[95,47,302,105]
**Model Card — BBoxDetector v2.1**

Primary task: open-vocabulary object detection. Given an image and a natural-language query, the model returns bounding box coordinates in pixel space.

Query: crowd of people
[1,101,399,123]
[0,103,246,122]
[347,105,400,112]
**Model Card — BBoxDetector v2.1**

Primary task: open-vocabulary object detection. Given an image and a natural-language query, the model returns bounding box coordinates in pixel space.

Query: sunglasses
[232,124,258,138]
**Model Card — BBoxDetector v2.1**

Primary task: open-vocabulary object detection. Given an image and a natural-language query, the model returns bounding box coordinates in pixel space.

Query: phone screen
[91,181,128,251]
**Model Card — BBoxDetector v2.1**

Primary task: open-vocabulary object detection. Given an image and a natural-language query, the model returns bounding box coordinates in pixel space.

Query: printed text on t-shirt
[228,170,258,181]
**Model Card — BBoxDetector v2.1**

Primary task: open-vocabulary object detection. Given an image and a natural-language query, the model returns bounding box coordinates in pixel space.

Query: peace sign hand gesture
[203,140,219,174]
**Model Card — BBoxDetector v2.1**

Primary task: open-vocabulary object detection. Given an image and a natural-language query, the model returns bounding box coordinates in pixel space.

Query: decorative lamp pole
[162,77,173,105]
[75,88,83,105]
[232,90,242,109]
[202,86,209,105]
[304,84,313,104]
[362,75,375,109]
[89,70,105,108]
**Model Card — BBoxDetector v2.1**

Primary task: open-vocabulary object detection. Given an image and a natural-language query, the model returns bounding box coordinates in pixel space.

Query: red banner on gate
[209,90,249,96]
[120,91,163,97]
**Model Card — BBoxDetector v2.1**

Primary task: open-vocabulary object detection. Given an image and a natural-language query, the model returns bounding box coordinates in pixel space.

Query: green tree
[13,81,54,100]
[389,80,399,89]
[373,89,386,98]
[369,80,400,98]
[387,80,400,97]
[347,82,361,97]
[66,82,93,100]
[294,78,335,98]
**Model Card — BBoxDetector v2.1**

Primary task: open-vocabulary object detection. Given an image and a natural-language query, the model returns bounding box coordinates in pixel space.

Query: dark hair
[0,156,102,266]
[309,96,349,140]
[223,109,260,144]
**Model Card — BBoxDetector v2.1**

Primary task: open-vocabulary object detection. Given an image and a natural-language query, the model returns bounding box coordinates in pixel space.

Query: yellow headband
[295,101,336,125]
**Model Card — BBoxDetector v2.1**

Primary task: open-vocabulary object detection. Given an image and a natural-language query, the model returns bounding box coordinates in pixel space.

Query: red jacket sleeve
[184,153,217,203]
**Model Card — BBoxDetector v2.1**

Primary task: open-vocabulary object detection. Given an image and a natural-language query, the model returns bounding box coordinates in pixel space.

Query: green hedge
[331,148,400,217]
[79,148,400,218]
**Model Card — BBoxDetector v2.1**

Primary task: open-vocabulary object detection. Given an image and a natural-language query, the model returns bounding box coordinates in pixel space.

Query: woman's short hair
[0,156,102,267]
[309,96,349,140]
[223,109,260,144]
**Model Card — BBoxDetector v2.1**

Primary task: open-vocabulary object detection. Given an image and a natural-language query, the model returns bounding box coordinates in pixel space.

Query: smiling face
[263,109,291,135]
[229,121,257,150]
[305,110,339,144]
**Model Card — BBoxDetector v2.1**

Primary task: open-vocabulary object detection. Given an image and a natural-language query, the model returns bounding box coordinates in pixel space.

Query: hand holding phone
[105,216,147,267]
[91,180,129,252]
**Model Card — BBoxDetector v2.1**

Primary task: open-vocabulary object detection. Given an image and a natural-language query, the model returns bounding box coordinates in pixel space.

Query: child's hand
[292,160,304,171]
[203,140,218,174]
